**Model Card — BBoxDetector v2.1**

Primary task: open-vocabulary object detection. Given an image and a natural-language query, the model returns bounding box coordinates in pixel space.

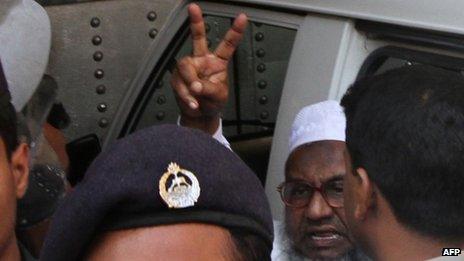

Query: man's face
[86,223,240,260]
[0,139,28,255]
[285,141,353,260]
[0,140,17,253]
[342,149,371,256]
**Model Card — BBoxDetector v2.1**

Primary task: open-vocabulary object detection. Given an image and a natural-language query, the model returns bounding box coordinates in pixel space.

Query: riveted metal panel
[45,0,180,142]
[235,22,296,134]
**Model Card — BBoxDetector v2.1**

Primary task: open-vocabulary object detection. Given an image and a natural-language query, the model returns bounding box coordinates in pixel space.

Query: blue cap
[42,125,274,260]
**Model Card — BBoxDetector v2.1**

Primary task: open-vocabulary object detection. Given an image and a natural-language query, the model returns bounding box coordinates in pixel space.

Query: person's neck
[374,227,449,261]
[368,205,463,261]
[0,234,21,261]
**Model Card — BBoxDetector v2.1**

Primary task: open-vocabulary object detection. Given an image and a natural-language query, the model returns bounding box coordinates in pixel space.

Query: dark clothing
[19,242,36,261]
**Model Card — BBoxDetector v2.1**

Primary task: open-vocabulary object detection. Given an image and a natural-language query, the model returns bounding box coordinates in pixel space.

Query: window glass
[130,15,297,182]
[359,46,464,78]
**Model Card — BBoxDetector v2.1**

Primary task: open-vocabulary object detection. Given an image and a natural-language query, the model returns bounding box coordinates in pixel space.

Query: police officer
[0,60,34,261]
[41,124,273,260]
[1,0,68,258]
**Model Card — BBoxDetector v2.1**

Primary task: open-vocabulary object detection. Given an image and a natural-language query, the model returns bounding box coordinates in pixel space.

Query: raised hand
[170,3,248,134]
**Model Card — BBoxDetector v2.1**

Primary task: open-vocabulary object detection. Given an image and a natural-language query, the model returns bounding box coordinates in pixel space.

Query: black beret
[42,125,273,260]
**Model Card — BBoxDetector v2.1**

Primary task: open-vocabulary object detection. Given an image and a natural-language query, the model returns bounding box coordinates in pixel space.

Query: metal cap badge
[159,163,200,208]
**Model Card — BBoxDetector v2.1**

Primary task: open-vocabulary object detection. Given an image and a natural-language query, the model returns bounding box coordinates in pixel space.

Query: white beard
[271,220,371,261]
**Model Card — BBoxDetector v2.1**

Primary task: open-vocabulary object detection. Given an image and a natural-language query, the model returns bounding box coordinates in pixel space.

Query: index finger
[188,4,209,56]
[214,13,248,61]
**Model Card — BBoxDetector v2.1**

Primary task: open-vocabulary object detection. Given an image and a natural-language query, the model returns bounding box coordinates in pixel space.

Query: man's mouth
[306,231,344,247]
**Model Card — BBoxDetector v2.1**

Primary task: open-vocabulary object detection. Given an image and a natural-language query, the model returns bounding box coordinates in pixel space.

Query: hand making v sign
[170,3,248,135]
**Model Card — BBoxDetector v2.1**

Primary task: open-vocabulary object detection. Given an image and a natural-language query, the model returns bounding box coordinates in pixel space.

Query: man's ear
[11,143,29,199]
[353,167,375,220]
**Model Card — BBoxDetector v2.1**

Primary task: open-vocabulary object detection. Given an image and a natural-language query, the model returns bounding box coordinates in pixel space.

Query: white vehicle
[39,0,464,219]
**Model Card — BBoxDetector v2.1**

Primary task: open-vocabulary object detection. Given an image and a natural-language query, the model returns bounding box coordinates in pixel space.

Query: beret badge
[159,162,200,208]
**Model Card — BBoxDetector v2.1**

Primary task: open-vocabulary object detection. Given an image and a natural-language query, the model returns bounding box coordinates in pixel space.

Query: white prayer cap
[0,0,51,110]
[289,100,346,153]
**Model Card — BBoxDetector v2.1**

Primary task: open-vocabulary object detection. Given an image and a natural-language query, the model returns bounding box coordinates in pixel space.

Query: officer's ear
[353,167,375,220]
[11,143,29,199]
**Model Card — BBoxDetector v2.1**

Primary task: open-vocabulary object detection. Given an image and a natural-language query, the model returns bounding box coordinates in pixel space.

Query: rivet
[99,118,109,128]
[157,95,166,105]
[147,11,157,21]
[205,23,211,33]
[405,61,413,66]
[94,69,104,79]
[257,63,266,73]
[256,48,265,58]
[255,32,264,41]
[38,182,44,188]
[93,51,103,62]
[92,35,102,46]
[97,103,107,112]
[259,95,268,105]
[156,111,165,121]
[257,80,267,89]
[149,28,158,39]
[260,111,269,120]
[96,85,106,94]
[21,219,28,225]
[90,17,100,28]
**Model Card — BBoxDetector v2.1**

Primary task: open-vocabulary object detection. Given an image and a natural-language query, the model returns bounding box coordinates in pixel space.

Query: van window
[358,46,464,78]
[129,15,297,183]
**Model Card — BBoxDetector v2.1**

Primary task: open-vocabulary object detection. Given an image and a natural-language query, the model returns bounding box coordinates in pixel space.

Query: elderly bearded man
[270,101,369,261]
[170,5,368,260]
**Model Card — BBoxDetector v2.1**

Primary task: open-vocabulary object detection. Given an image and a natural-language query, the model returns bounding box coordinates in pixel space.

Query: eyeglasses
[277,180,344,208]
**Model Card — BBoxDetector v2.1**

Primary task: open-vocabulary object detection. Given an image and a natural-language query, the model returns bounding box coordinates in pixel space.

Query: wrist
[180,114,220,136]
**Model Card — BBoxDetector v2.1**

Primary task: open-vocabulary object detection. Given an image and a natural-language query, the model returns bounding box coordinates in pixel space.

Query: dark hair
[341,65,464,241]
[229,228,272,261]
[0,93,18,159]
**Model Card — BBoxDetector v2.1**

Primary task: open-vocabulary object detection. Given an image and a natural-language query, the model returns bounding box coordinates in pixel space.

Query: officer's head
[0,61,29,256]
[42,125,273,261]
[341,65,464,257]
[279,101,353,259]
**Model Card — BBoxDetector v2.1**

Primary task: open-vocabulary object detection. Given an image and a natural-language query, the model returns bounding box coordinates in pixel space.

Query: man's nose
[304,191,334,220]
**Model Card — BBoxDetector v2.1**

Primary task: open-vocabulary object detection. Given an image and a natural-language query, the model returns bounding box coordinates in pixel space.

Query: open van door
[43,0,301,201]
